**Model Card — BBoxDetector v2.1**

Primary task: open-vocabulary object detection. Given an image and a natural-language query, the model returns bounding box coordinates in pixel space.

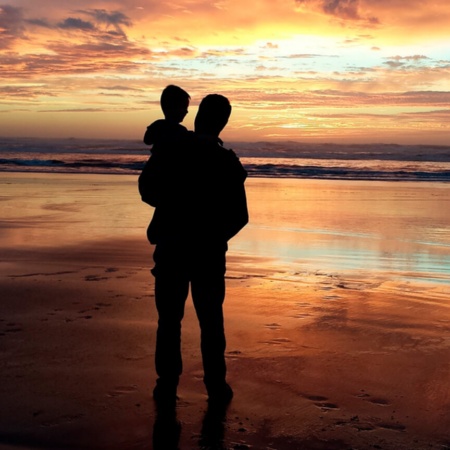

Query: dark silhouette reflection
[152,404,181,450]
[198,402,229,450]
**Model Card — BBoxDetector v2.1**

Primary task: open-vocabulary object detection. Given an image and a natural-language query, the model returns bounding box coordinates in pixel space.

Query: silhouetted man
[139,94,248,407]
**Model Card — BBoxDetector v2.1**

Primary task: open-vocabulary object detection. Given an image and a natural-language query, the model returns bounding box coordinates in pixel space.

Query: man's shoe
[207,382,233,406]
[153,381,177,410]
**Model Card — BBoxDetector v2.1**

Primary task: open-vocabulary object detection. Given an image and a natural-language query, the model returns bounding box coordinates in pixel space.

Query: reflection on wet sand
[234,178,450,283]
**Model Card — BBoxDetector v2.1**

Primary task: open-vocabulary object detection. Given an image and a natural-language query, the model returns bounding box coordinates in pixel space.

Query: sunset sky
[1,0,450,144]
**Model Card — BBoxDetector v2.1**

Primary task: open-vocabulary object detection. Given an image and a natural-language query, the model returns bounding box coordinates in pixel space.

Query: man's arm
[223,152,249,241]
[224,181,248,241]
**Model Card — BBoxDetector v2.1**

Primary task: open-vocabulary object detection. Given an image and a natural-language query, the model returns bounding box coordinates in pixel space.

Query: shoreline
[2,167,450,183]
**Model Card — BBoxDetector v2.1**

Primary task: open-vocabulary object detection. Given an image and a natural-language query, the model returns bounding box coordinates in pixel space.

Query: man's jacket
[139,135,248,246]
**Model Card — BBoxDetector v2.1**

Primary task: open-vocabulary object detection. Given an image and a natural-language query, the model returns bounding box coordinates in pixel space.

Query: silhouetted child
[139,85,192,206]
[143,85,191,155]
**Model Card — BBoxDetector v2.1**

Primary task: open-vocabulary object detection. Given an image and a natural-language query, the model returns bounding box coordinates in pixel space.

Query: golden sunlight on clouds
[0,0,449,143]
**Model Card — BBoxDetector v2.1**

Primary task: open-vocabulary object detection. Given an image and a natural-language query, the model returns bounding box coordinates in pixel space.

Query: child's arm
[144,121,190,151]
[143,119,167,147]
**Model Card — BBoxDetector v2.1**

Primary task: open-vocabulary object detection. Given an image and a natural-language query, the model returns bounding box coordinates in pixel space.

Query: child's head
[160,85,190,123]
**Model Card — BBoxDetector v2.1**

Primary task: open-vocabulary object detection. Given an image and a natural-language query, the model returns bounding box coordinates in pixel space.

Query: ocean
[1,137,450,181]
[1,136,450,285]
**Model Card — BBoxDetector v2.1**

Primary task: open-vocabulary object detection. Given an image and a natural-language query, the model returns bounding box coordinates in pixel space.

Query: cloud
[384,55,430,69]
[262,42,279,49]
[324,0,361,19]
[0,4,26,49]
[388,55,429,62]
[295,0,379,24]
[39,107,108,113]
[98,85,142,91]
[285,53,325,59]
[225,88,450,109]
[0,84,50,98]
[0,38,152,80]
[47,39,151,64]
[80,9,132,37]
[27,18,52,28]
[24,9,133,41]
[404,108,450,118]
[58,17,95,31]
[0,7,145,80]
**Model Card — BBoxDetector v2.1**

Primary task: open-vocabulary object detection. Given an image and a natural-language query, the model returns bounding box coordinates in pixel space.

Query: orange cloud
[0,5,26,49]
[1,0,449,143]
[295,0,379,25]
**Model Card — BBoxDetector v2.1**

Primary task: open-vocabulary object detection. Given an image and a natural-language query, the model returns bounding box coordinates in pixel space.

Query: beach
[1,172,450,450]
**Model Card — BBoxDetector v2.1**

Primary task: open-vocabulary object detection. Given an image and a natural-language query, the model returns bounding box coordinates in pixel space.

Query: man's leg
[191,250,232,402]
[153,245,189,402]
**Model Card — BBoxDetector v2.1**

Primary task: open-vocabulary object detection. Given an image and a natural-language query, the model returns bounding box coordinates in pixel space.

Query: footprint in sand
[5,323,23,333]
[262,337,292,346]
[336,417,376,431]
[318,286,333,291]
[335,280,381,290]
[354,423,376,432]
[295,302,310,307]
[41,413,85,427]
[377,421,406,432]
[368,397,390,406]
[107,385,139,398]
[84,274,109,282]
[314,402,339,411]
[355,391,370,398]
[69,309,93,320]
[264,323,281,330]
[354,392,390,406]
[304,394,328,402]
[91,303,113,312]
[292,313,312,319]
[302,394,340,411]
[322,295,341,301]
[74,302,110,319]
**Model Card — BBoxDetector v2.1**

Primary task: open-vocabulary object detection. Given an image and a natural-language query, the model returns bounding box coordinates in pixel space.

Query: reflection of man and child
[138,85,248,445]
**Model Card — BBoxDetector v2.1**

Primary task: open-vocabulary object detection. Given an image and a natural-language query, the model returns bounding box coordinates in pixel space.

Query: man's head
[160,85,190,123]
[194,94,231,137]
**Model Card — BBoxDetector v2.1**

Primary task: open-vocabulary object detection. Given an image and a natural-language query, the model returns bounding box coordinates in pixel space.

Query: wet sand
[1,173,450,450]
